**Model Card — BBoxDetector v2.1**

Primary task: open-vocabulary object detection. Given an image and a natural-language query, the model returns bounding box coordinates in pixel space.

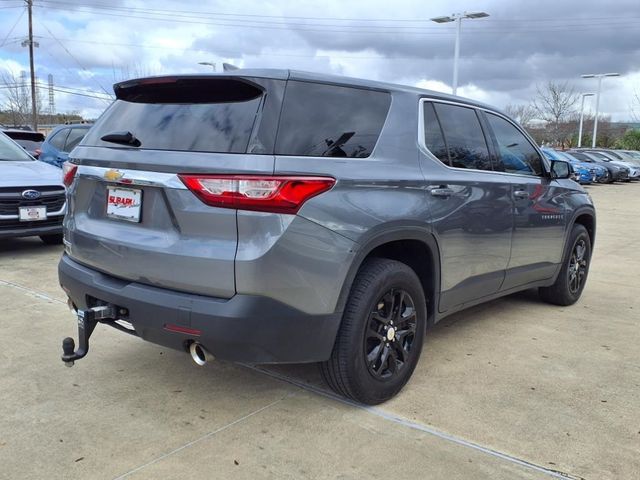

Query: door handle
[513,190,529,199]
[428,186,455,198]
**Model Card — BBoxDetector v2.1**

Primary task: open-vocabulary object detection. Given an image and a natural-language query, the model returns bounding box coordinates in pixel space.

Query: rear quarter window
[48,129,69,151]
[275,81,391,158]
[64,128,89,152]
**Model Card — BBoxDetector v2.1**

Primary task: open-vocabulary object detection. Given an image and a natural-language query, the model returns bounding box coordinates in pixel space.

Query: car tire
[539,224,591,306]
[320,258,427,405]
[39,234,64,245]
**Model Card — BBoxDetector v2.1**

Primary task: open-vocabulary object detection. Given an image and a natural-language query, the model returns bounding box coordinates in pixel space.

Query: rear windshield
[14,139,42,151]
[275,81,391,158]
[83,78,264,153]
[3,131,45,142]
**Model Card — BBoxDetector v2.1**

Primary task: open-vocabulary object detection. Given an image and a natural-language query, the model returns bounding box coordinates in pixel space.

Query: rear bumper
[58,254,342,364]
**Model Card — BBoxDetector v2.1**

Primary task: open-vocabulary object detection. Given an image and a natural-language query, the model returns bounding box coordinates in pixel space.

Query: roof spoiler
[113,76,264,104]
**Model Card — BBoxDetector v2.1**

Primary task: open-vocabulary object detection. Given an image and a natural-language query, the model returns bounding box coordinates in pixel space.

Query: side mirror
[550,160,571,179]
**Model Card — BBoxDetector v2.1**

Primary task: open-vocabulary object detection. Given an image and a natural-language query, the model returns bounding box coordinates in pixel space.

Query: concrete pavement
[0,183,638,479]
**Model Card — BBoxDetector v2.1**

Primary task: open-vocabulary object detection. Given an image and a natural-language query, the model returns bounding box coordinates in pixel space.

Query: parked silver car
[582,149,640,180]
[0,132,66,244]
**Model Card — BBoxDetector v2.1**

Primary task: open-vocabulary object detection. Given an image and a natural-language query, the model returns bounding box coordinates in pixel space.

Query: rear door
[481,111,567,289]
[66,76,284,298]
[419,100,513,312]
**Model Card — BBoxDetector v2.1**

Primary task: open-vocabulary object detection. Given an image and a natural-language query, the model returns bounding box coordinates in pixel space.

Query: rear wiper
[100,131,141,147]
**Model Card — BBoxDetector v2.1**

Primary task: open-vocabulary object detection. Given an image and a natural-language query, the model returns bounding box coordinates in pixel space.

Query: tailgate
[63,75,283,298]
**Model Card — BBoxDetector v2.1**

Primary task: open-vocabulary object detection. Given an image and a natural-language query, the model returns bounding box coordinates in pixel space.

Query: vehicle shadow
[0,237,63,258]
[257,289,545,392]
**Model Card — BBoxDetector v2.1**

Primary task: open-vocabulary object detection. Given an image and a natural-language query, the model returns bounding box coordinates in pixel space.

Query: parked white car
[0,131,66,244]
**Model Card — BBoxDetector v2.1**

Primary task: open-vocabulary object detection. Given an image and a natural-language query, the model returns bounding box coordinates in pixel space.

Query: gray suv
[59,70,595,404]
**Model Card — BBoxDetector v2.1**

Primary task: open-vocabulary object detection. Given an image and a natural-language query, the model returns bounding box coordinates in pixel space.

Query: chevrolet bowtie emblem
[104,169,124,182]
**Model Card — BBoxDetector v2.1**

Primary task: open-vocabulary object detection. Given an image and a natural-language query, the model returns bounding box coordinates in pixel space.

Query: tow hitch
[61,305,120,367]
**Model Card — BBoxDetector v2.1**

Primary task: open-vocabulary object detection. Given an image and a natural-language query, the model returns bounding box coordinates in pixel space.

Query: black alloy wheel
[320,258,427,405]
[567,239,588,294]
[539,223,591,306]
[364,288,417,380]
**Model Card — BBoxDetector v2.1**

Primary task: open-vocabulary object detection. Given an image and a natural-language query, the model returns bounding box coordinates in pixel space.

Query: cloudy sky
[1,0,639,120]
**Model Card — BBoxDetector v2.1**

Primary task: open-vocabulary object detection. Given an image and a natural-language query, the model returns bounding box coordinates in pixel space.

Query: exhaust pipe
[189,342,214,366]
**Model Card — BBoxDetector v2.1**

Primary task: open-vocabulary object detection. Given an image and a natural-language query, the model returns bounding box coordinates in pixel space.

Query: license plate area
[19,206,46,221]
[106,187,142,223]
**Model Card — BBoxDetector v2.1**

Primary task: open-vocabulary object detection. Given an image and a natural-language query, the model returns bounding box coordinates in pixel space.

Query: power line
[32,5,638,34]
[33,0,640,25]
[32,3,640,35]
[0,7,25,48]
[36,20,112,97]
[34,35,410,60]
[0,81,112,100]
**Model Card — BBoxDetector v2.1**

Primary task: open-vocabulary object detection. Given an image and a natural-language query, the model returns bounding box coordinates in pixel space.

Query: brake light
[62,162,78,187]
[179,175,335,214]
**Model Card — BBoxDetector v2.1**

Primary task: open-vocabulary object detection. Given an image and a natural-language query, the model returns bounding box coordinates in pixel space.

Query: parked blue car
[542,148,607,184]
[556,150,608,183]
[39,124,91,168]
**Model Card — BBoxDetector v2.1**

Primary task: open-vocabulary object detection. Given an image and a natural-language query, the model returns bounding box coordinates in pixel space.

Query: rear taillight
[178,175,335,214]
[62,162,78,187]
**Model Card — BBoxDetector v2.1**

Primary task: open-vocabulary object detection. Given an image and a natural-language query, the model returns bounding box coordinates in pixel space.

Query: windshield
[541,148,560,160]
[556,151,580,163]
[0,132,35,161]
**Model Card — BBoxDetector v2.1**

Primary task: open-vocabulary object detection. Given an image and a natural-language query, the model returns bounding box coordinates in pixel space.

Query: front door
[420,100,513,312]
[482,111,567,290]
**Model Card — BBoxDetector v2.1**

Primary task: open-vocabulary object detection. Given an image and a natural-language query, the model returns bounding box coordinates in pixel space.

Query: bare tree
[1,70,30,126]
[1,69,44,127]
[533,81,579,145]
[504,103,536,127]
[112,62,162,82]
[630,86,640,123]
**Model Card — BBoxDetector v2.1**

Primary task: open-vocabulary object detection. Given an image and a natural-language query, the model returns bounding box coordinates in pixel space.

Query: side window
[64,128,87,152]
[422,102,449,165]
[433,103,491,170]
[275,81,391,158]
[486,113,543,176]
[48,129,69,151]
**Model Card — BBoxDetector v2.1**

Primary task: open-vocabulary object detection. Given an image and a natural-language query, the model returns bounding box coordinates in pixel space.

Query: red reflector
[163,324,202,336]
[178,175,335,214]
[62,162,78,187]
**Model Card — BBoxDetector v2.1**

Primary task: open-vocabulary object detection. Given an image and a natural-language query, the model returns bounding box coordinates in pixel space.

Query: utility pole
[48,74,55,124]
[25,0,38,130]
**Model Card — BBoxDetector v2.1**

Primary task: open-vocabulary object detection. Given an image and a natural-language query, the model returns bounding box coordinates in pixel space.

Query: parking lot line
[112,395,291,480]
[243,365,584,480]
[0,278,66,305]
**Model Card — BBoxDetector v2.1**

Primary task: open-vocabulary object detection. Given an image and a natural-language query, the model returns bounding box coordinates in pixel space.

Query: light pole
[577,93,594,148]
[581,72,619,148]
[198,62,216,71]
[431,11,489,96]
